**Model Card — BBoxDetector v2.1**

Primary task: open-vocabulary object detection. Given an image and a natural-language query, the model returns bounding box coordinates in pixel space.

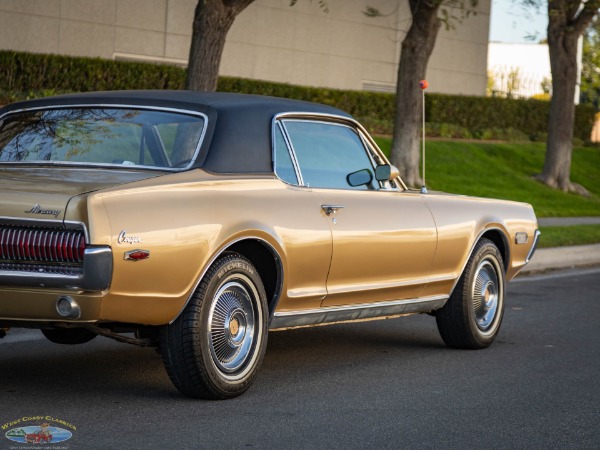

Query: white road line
[513,267,600,283]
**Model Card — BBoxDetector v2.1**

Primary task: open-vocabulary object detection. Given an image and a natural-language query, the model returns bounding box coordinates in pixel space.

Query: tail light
[0,225,86,264]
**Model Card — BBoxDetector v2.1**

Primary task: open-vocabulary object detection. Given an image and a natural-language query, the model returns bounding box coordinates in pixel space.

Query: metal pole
[420,80,428,194]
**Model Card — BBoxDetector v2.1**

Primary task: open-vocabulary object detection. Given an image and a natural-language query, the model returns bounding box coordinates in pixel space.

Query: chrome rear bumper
[0,246,112,291]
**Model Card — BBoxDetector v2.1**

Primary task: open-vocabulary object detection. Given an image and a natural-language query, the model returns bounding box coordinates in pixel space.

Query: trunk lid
[0,167,163,222]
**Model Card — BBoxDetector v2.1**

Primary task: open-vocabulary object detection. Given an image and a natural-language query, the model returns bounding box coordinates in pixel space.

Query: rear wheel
[41,328,97,345]
[160,253,268,399]
[436,238,505,349]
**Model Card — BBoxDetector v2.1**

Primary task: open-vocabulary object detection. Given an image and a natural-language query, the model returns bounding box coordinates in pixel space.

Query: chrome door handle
[321,205,345,216]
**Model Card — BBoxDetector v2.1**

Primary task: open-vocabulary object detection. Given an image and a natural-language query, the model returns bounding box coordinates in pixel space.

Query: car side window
[282,120,377,190]
[273,124,299,185]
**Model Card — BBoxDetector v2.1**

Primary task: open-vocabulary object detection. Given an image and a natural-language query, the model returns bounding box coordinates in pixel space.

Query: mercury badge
[24,204,62,218]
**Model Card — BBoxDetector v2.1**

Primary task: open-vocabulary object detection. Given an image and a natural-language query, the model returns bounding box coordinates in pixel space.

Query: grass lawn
[538,225,600,248]
[373,138,600,218]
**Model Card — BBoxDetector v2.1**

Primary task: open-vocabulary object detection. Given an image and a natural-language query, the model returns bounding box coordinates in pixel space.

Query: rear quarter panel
[84,171,331,325]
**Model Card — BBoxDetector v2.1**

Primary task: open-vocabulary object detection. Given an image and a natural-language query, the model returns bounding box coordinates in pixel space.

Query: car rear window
[0,107,206,170]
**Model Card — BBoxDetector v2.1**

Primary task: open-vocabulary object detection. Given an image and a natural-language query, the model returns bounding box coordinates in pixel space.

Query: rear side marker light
[124,249,150,261]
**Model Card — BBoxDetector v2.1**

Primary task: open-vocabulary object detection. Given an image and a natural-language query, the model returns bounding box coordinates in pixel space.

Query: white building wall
[487,42,551,97]
[0,0,491,96]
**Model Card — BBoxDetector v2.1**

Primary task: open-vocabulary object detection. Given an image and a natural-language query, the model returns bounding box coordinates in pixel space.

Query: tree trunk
[542,8,579,191]
[186,0,255,92]
[541,0,599,194]
[390,0,442,188]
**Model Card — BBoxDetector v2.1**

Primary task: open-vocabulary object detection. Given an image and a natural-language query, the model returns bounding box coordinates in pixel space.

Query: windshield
[0,107,206,170]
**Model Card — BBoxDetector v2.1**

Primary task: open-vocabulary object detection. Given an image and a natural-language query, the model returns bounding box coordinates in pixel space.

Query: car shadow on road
[0,316,445,402]
[0,336,176,401]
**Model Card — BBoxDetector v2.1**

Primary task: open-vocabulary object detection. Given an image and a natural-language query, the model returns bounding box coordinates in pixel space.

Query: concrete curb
[520,243,600,274]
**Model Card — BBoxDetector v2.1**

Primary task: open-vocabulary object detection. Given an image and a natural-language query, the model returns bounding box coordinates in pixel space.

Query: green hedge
[0,51,186,93]
[426,94,595,142]
[0,50,595,140]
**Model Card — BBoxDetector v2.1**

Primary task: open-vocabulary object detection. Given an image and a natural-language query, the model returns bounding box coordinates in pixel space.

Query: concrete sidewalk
[518,216,600,274]
[538,217,600,227]
[521,243,600,274]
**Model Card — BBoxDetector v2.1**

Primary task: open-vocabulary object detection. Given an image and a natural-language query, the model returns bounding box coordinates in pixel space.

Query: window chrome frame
[0,104,209,172]
[271,112,406,191]
[272,120,304,186]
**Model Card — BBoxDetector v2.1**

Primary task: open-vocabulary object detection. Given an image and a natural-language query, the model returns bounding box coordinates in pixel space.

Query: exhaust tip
[56,296,81,319]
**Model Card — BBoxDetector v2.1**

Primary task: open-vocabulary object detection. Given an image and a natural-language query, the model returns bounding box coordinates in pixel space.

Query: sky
[487,1,551,97]
[489,0,548,43]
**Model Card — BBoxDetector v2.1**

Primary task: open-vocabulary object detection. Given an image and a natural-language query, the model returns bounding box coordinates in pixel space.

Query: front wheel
[160,253,268,399]
[436,238,505,349]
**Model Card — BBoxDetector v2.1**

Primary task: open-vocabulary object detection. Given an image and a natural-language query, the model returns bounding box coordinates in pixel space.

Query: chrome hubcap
[472,259,500,332]
[208,280,257,374]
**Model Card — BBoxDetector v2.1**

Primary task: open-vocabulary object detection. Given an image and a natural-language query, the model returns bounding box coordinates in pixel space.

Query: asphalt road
[1,268,599,450]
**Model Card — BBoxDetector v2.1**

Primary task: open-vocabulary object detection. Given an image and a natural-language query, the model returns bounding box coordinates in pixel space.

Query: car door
[278,116,438,307]
[271,121,333,311]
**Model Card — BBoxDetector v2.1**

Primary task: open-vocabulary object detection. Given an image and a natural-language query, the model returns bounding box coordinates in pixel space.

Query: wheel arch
[170,236,284,325]
[226,239,283,318]
[448,226,510,298]
[480,228,510,272]
[436,234,507,349]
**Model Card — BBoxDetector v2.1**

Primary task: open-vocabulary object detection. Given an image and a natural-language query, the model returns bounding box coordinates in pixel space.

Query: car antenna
[419,79,428,194]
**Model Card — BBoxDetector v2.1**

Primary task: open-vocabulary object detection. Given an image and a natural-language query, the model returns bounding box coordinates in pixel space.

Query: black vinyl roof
[1,90,352,174]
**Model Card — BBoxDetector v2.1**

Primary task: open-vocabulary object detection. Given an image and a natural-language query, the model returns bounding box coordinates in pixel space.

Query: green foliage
[426,123,473,139]
[425,123,531,142]
[373,137,600,218]
[0,51,186,99]
[540,77,552,95]
[289,0,329,13]
[581,19,600,109]
[538,225,600,248]
[478,127,530,142]
[217,76,395,118]
[425,94,595,141]
[364,1,479,30]
[0,50,595,141]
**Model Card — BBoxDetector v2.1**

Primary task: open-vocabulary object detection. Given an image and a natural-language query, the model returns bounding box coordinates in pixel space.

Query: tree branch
[572,1,600,36]
[224,0,255,15]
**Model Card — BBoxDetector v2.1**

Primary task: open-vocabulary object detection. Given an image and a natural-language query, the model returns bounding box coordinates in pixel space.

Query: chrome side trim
[269,295,448,329]
[0,246,112,291]
[525,229,541,264]
[0,318,97,324]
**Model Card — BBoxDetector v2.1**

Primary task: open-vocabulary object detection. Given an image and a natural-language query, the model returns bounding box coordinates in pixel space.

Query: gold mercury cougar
[0,91,539,399]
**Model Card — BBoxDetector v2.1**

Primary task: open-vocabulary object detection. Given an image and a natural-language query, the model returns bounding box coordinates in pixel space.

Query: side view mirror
[375,164,400,181]
[347,168,373,187]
